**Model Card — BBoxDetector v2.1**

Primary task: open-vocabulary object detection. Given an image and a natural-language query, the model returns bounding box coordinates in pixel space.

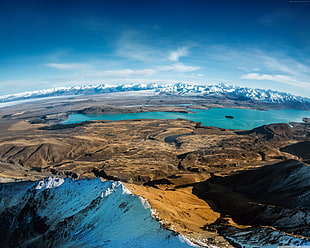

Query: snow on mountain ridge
[0,178,197,247]
[0,83,308,108]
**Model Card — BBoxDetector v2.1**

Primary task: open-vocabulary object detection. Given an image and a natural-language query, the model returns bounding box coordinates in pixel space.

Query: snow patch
[121,184,132,195]
[138,196,151,209]
[35,176,64,189]
[178,234,202,247]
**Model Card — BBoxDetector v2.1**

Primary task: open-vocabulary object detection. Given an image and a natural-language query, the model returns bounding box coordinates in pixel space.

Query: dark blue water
[62,108,309,130]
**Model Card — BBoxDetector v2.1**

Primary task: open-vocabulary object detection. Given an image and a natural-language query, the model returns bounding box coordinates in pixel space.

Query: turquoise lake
[63,108,309,130]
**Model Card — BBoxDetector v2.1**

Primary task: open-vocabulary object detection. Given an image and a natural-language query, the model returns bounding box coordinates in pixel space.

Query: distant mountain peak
[1,83,309,110]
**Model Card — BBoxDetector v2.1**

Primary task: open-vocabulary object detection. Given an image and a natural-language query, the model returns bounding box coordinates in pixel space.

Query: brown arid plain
[0,93,309,247]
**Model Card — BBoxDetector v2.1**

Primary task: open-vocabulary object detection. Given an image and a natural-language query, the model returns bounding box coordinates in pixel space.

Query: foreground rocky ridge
[0,95,309,247]
[0,179,197,248]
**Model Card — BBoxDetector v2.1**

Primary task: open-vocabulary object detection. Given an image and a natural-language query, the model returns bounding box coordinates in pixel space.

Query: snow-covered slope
[0,178,197,248]
[157,83,310,107]
[1,83,309,109]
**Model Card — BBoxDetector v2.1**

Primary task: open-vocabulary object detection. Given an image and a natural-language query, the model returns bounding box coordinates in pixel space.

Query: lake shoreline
[62,107,309,130]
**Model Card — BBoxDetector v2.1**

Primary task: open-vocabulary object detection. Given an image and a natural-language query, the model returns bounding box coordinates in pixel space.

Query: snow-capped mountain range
[1,83,309,109]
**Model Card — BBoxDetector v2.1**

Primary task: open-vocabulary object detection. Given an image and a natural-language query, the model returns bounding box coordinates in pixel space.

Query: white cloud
[258,53,310,76]
[159,63,200,72]
[116,31,193,64]
[207,46,310,76]
[241,73,290,81]
[204,45,310,95]
[116,31,164,62]
[236,67,260,72]
[240,73,309,88]
[88,68,156,78]
[46,63,89,70]
[168,47,188,62]
[237,52,310,92]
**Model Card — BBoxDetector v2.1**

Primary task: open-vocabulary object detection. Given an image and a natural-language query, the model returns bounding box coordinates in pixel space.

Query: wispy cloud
[116,31,164,62]
[46,63,90,70]
[259,9,294,26]
[87,68,156,78]
[200,44,310,96]
[87,63,200,78]
[242,52,310,91]
[240,73,309,88]
[168,47,188,62]
[207,46,310,75]
[258,53,310,76]
[159,63,200,72]
[116,31,195,66]
[241,73,291,82]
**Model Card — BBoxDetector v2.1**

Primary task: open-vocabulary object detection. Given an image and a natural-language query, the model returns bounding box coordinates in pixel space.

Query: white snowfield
[0,82,308,106]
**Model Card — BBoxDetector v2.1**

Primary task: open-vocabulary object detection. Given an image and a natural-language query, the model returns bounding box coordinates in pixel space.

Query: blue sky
[0,0,309,97]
